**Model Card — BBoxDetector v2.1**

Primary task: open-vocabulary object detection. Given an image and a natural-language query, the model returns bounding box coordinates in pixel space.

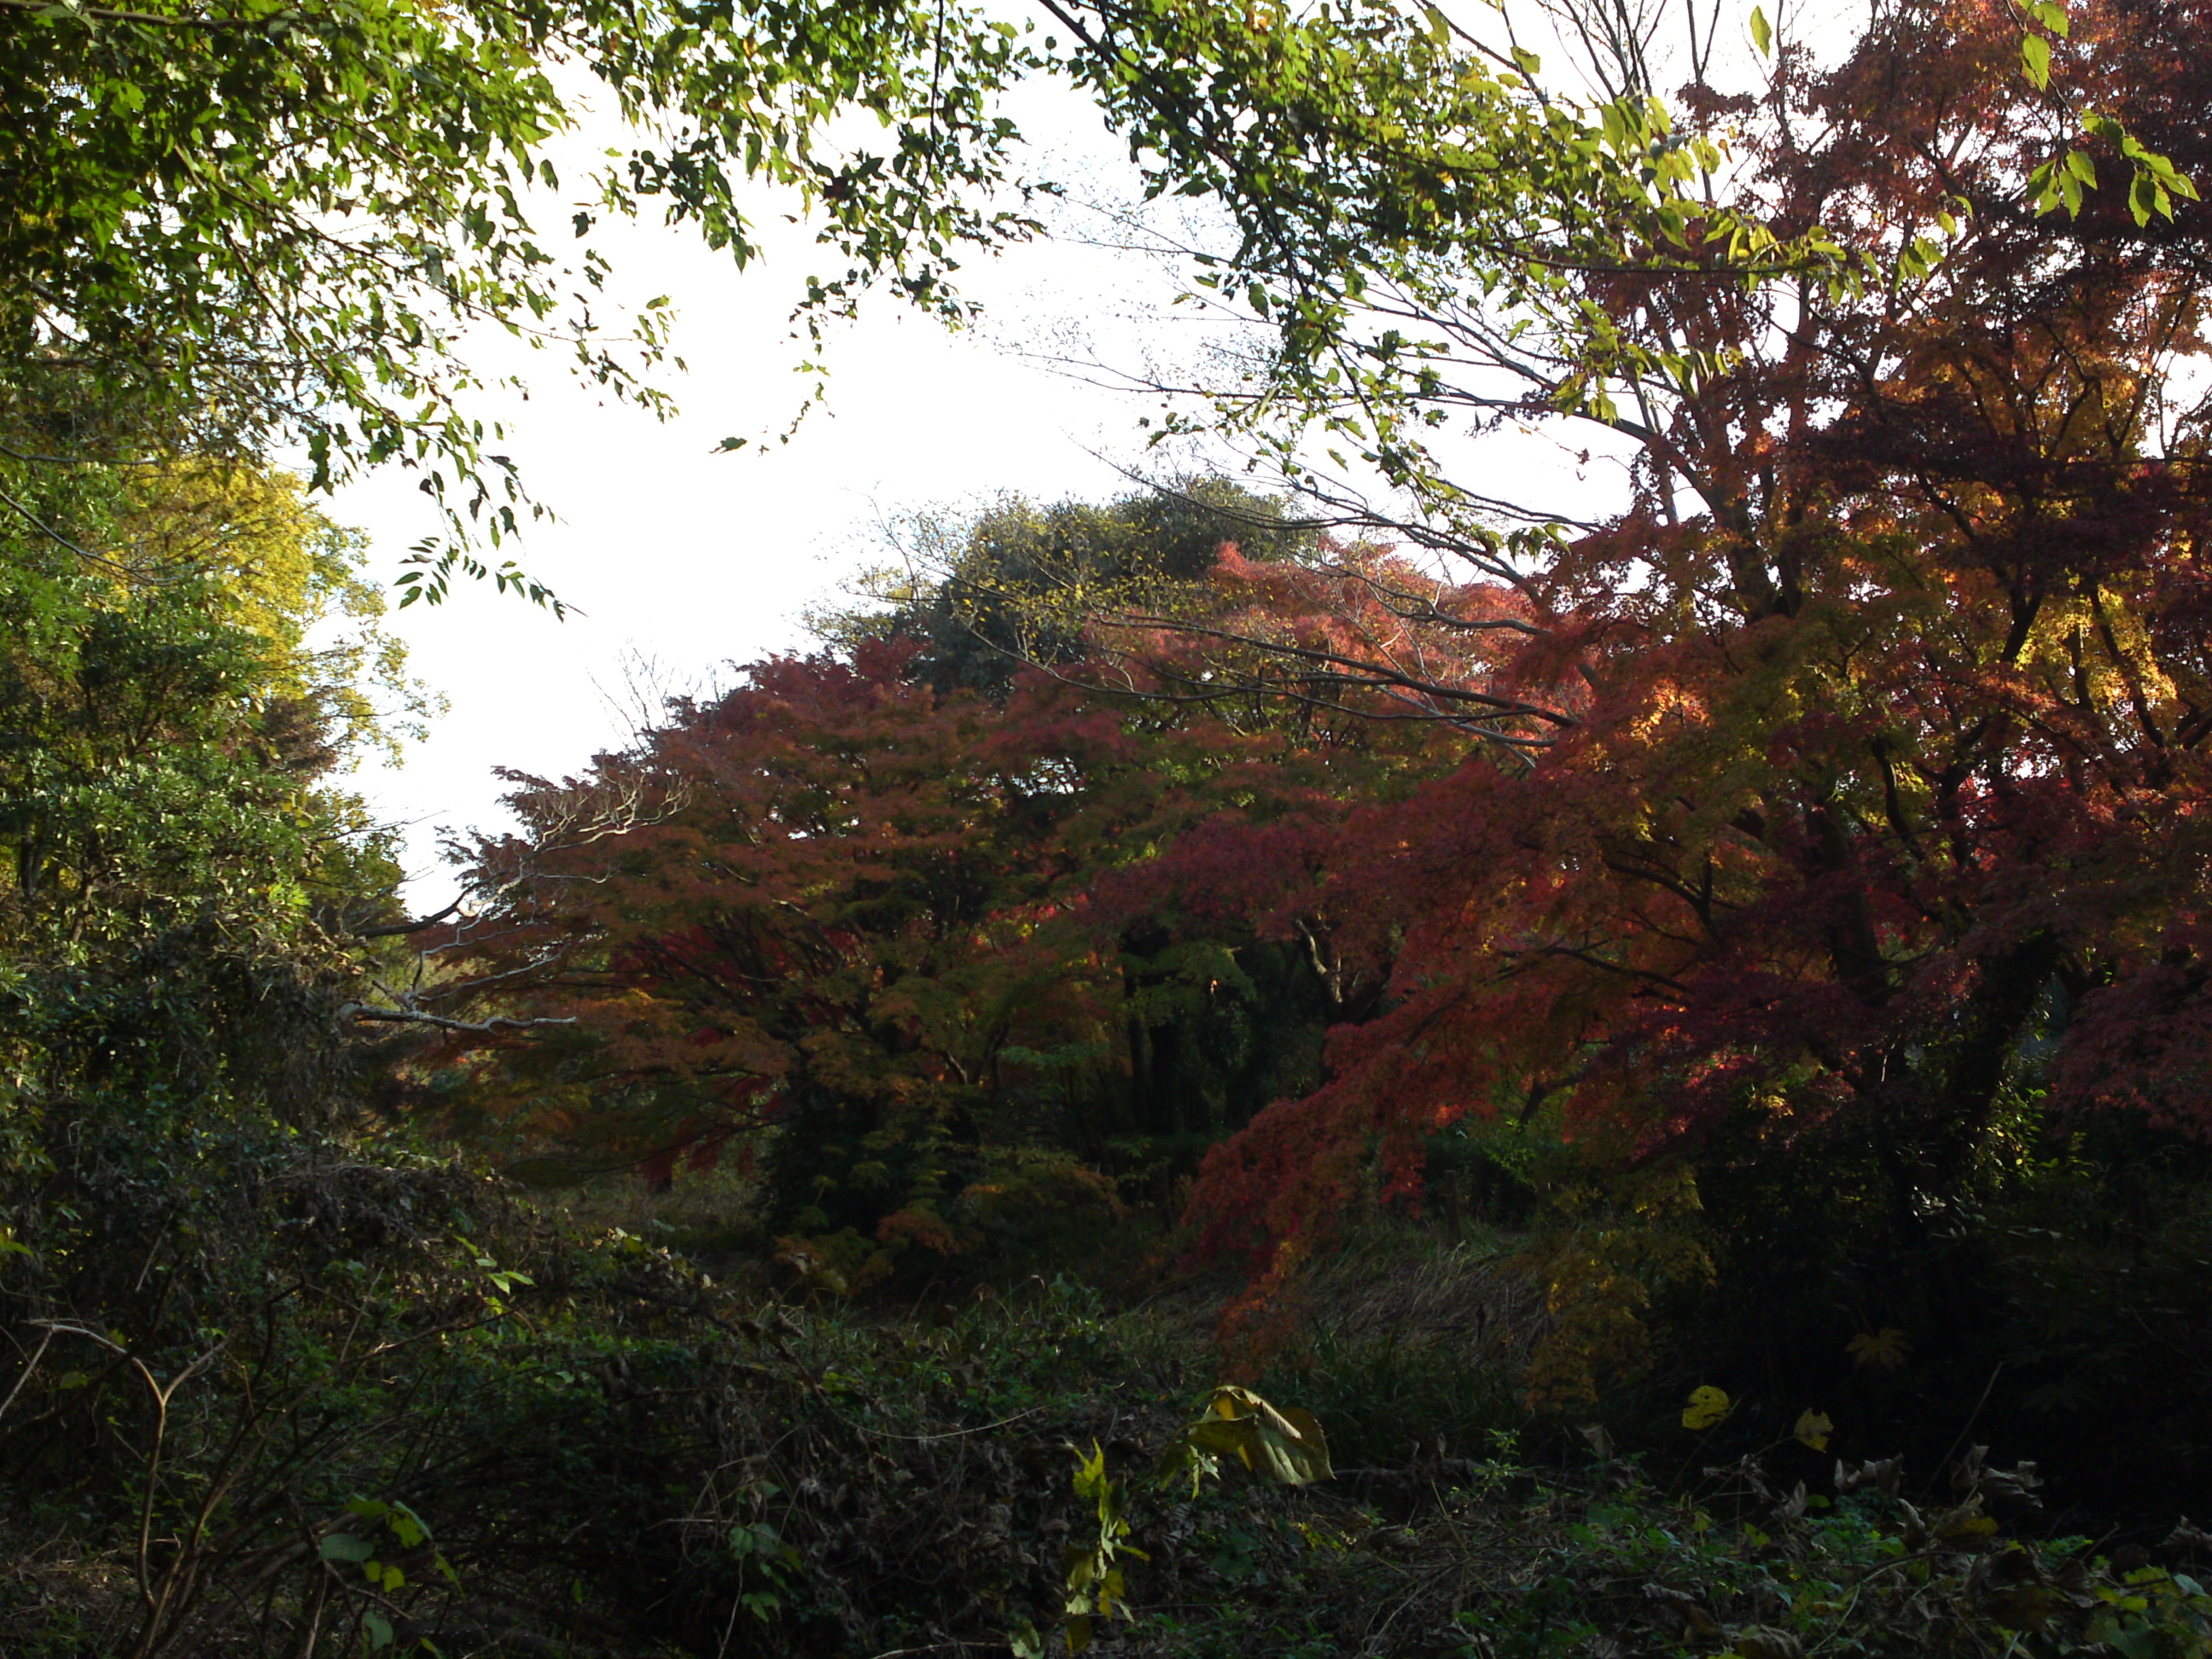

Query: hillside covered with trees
[9,0,2212,1653]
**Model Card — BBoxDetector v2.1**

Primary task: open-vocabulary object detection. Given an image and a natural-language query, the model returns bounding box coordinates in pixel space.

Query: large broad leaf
[1183,1385,1333,1485]
[1681,1385,1732,1430]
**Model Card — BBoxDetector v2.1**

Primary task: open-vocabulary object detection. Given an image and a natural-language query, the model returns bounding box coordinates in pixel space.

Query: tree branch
[335,1003,576,1037]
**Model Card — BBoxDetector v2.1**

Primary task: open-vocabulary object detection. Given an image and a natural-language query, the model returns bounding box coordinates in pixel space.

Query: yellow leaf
[1682,1384,1732,1430]
[1847,1328,1911,1371]
[1793,1409,1833,1452]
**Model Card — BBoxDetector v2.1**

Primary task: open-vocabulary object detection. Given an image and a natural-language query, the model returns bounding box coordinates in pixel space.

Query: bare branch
[352,899,465,940]
[335,1003,577,1038]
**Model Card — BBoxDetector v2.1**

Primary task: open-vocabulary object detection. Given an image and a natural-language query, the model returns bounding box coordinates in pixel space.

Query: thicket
[445,481,1384,1256]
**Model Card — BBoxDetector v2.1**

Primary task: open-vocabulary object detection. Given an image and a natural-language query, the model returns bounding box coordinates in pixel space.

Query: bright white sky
[335,79,1200,908]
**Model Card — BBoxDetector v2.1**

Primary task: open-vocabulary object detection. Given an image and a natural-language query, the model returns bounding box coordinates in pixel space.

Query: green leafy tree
[819,476,1318,698]
[0,457,415,1115]
[0,0,1053,590]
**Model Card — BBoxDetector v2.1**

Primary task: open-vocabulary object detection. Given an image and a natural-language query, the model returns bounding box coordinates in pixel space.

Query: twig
[0,1327,55,1423]
[1927,1361,2003,1500]
[26,1318,129,1353]
[0,0,278,29]
[352,900,466,940]
[864,1405,1052,1442]
[335,1003,576,1037]
[0,482,136,574]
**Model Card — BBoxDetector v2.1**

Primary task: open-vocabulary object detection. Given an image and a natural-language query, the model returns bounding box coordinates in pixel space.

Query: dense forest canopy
[10,0,2212,1653]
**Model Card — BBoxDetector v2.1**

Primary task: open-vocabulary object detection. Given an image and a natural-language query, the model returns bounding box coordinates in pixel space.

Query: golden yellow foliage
[1522,1168,1714,1412]
[111,460,438,760]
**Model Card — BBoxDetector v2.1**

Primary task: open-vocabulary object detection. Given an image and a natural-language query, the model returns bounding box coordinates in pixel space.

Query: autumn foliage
[428,0,2212,1481]
[1097,0,2212,1412]
[446,608,1453,1270]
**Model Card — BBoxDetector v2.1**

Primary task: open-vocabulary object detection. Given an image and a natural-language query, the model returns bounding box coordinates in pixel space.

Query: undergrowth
[9,1119,2212,1658]
[1123,1443,2212,1659]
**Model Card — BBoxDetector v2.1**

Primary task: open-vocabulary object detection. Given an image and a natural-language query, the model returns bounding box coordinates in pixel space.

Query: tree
[455,642,1131,1247]
[0,451,423,1140]
[437,547,1459,1261]
[1027,0,2212,1438]
[7,0,1601,599]
[824,476,1320,699]
[0,0,1054,579]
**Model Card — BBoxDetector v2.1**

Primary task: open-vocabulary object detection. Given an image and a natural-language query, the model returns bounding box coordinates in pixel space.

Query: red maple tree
[442,624,1447,1264]
[1065,0,2212,1392]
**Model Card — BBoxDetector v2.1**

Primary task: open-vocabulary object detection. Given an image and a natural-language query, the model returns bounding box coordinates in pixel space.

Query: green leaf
[1180,1385,1333,1485]
[2021,32,2052,90]
[1748,6,1772,56]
